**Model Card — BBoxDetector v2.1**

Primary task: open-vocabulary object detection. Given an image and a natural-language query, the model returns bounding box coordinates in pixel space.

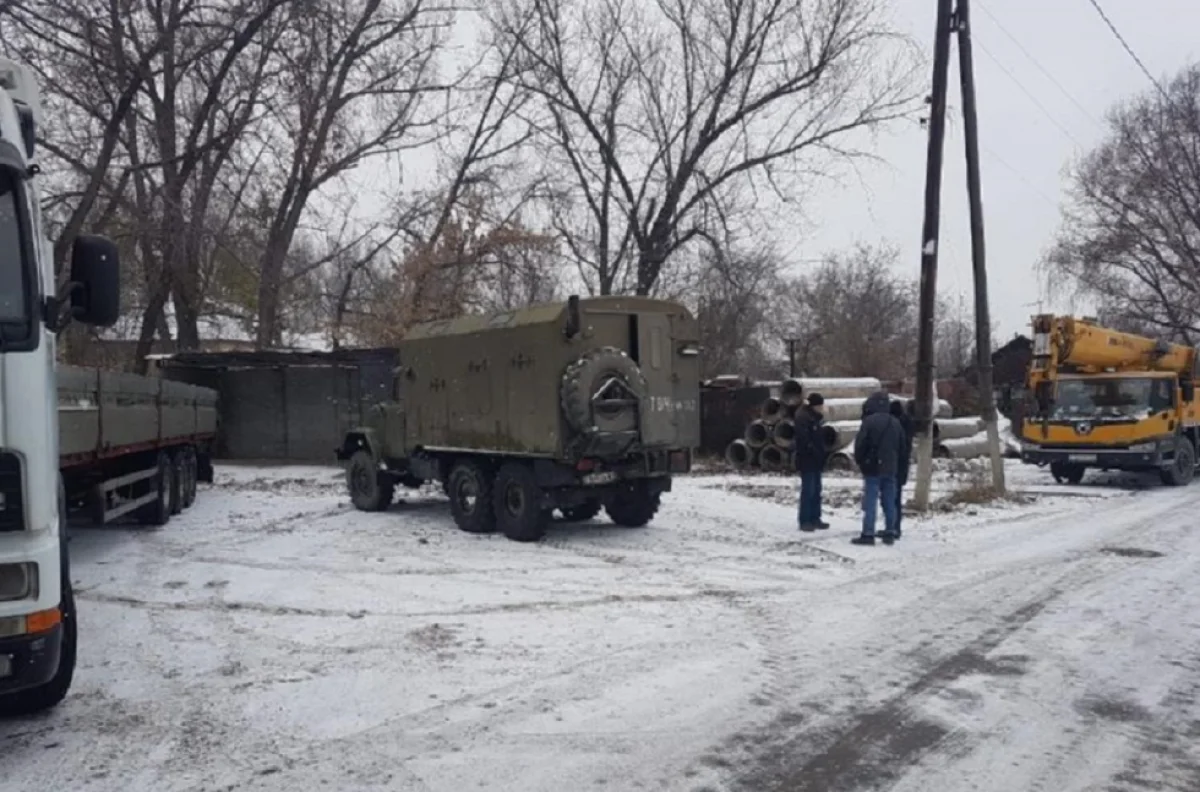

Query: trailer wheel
[168,453,185,515]
[447,460,496,534]
[180,448,198,509]
[604,481,661,528]
[347,451,394,512]
[137,452,172,527]
[1161,441,1196,486]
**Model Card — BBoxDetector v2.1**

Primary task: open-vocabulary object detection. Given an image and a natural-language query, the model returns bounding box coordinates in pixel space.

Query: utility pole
[912,0,956,511]
[955,0,1006,493]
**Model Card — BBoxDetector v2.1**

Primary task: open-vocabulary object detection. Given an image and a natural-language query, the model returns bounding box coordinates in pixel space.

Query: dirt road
[0,464,1196,791]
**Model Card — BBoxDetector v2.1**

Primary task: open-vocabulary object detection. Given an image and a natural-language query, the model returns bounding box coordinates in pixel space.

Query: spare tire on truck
[561,347,647,434]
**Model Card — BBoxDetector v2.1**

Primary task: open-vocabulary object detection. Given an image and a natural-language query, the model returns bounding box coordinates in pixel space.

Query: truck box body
[57,365,218,467]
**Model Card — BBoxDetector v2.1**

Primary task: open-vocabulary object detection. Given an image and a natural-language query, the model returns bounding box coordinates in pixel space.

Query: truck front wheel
[347,451,394,511]
[1161,442,1196,486]
[1050,462,1086,485]
[493,462,548,542]
[605,482,661,528]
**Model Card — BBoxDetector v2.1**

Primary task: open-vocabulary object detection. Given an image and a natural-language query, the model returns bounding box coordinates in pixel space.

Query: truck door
[637,312,686,447]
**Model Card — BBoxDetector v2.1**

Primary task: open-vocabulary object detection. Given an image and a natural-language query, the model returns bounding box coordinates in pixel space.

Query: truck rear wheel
[137,452,172,526]
[605,482,661,528]
[347,451,394,511]
[448,460,495,534]
[1161,441,1196,486]
[559,500,602,523]
[494,462,548,543]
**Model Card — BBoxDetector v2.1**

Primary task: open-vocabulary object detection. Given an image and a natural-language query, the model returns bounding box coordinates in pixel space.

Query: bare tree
[491,0,919,295]
[692,246,783,379]
[1044,63,1200,345]
[250,0,454,347]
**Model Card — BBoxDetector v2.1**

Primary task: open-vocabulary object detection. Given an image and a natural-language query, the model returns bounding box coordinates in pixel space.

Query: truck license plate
[1068,454,1097,463]
[0,655,12,679]
[582,471,618,486]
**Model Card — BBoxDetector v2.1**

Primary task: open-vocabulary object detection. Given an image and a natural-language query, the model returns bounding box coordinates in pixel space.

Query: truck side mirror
[563,294,581,339]
[69,234,120,327]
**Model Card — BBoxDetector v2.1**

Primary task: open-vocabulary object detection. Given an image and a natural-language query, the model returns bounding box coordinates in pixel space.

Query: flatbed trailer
[58,366,218,525]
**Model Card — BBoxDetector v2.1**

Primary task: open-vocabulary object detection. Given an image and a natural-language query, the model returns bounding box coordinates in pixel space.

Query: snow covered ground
[2,460,1199,791]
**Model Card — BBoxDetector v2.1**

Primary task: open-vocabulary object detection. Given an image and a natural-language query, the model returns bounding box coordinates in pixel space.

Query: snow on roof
[99,302,333,352]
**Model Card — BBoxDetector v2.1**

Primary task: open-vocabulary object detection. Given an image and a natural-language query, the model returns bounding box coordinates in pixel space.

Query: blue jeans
[798,470,822,525]
[862,475,898,538]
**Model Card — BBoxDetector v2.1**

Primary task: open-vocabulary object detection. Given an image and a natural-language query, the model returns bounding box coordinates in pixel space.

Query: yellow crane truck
[1020,315,1200,486]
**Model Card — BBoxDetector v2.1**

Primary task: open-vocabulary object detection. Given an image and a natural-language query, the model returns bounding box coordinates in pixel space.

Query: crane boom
[1031,315,1196,377]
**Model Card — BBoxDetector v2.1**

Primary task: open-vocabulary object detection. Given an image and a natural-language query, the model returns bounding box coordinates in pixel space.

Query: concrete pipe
[826,420,859,452]
[761,397,785,422]
[780,379,804,406]
[773,419,796,449]
[793,377,881,400]
[745,420,771,449]
[932,416,985,441]
[726,439,753,468]
[941,434,990,459]
[825,448,857,473]
[759,444,787,472]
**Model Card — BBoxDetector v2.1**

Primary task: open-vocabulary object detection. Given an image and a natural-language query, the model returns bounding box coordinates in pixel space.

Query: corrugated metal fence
[157,349,398,462]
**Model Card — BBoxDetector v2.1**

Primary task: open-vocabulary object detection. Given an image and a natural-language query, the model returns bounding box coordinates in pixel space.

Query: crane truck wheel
[448,460,496,534]
[1161,442,1196,486]
[347,451,394,512]
[1050,462,1086,485]
[560,347,647,434]
[137,452,173,526]
[604,482,661,528]
[493,462,548,543]
[0,487,77,716]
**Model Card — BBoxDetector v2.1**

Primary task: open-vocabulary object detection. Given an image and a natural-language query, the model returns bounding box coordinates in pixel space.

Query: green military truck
[337,295,701,542]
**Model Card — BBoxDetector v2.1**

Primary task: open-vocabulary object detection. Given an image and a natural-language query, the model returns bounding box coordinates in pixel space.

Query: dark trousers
[798,470,823,525]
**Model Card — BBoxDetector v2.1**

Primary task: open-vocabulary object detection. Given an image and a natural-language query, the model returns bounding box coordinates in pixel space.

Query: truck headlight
[0,562,37,601]
[1128,442,1156,453]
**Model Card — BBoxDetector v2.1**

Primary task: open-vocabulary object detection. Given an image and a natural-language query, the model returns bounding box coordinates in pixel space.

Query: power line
[974,0,1103,127]
[1083,0,1168,98]
[973,37,1086,148]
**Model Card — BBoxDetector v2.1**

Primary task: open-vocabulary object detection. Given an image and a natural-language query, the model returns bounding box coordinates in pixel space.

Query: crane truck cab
[0,59,120,715]
[1020,314,1200,486]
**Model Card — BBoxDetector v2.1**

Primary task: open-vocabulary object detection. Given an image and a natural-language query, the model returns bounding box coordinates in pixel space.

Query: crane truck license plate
[1068,454,1096,463]
[582,471,618,486]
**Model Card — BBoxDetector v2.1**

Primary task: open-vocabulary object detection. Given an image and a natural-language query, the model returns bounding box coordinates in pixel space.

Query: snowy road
[1,463,1198,791]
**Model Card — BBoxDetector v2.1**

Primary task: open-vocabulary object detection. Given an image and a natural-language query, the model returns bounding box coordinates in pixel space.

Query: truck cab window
[0,168,29,324]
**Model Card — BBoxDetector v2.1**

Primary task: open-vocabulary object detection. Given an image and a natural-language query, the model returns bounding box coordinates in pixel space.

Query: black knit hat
[807,392,825,406]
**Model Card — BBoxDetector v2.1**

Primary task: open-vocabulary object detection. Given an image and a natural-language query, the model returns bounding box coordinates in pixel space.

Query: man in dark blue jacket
[852,391,903,546]
[793,393,828,531]
[890,400,915,539]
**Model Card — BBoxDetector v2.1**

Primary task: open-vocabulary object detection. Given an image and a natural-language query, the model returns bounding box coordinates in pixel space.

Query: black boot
[799,523,817,532]
[851,535,876,546]
[816,520,830,530]
[881,532,895,546]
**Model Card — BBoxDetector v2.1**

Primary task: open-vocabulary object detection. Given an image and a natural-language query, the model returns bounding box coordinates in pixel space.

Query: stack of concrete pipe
[726,377,910,472]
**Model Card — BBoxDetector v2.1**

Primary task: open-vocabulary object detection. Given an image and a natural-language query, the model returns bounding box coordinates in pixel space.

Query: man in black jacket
[890,400,915,539]
[793,392,829,531]
[852,391,903,546]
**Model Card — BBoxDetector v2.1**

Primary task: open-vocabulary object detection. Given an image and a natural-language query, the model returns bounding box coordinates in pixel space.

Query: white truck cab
[0,58,119,715]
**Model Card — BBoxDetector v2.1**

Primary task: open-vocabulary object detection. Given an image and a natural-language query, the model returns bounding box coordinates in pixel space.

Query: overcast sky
[794,0,1200,341]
